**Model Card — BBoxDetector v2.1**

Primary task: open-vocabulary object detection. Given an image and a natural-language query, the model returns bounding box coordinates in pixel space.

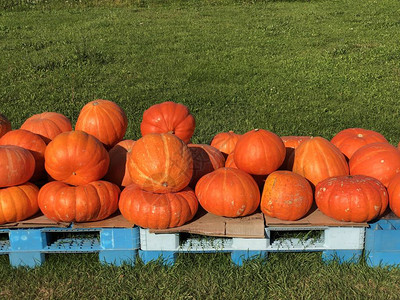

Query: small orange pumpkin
[210,131,241,156]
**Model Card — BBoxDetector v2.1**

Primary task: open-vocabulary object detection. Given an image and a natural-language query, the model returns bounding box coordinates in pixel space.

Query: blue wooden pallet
[0,226,139,268]
[365,219,400,267]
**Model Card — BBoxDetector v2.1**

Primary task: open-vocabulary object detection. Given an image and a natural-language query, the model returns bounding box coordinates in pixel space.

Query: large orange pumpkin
[195,168,260,217]
[44,131,110,186]
[234,129,286,175]
[119,184,198,229]
[140,101,195,144]
[75,99,128,149]
[261,171,313,221]
[128,133,193,193]
[349,142,400,187]
[0,114,11,138]
[38,180,120,222]
[104,140,135,187]
[331,128,388,160]
[20,112,72,144]
[0,182,39,225]
[210,131,241,156]
[292,137,349,186]
[315,175,388,222]
[0,145,35,188]
[188,144,225,188]
[387,173,400,218]
[0,129,47,182]
[279,136,312,170]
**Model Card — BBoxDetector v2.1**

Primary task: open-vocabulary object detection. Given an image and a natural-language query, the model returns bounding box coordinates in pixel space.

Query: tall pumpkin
[0,113,11,138]
[280,136,312,170]
[75,99,128,149]
[38,181,120,222]
[234,129,286,175]
[44,131,110,186]
[140,101,195,144]
[292,137,349,186]
[119,184,198,229]
[127,133,193,193]
[20,112,72,144]
[210,131,241,156]
[104,140,135,187]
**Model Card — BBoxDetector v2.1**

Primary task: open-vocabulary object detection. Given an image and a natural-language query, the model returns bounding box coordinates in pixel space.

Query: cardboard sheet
[0,213,70,229]
[72,213,134,229]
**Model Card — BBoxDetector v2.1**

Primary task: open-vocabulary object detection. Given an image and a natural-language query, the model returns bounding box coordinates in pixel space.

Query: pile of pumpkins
[0,100,400,229]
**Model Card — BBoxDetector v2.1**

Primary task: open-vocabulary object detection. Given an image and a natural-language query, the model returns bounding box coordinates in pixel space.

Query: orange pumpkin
[279,136,312,170]
[44,131,110,186]
[140,101,195,144]
[20,112,72,144]
[0,145,35,188]
[188,144,225,188]
[315,175,388,222]
[75,99,128,149]
[104,140,135,187]
[225,152,237,168]
[0,129,47,182]
[292,137,349,186]
[38,180,120,222]
[195,168,260,217]
[0,114,11,138]
[261,171,313,221]
[387,173,400,217]
[234,129,286,175]
[119,184,198,229]
[210,131,241,156]
[127,133,193,193]
[331,128,388,160]
[350,142,400,187]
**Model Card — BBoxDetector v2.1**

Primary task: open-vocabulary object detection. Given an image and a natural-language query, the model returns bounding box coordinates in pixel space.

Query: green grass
[2,0,400,298]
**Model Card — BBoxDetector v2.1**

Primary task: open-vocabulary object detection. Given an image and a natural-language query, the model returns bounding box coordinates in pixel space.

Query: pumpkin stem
[72,172,77,175]
[162,182,168,187]
[254,128,259,132]
[93,101,99,106]
[167,130,175,134]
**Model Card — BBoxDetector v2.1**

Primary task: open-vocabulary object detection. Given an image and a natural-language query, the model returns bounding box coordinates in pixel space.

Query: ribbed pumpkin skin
[195,168,260,217]
[388,173,400,217]
[38,181,120,222]
[234,129,286,175]
[0,114,11,138]
[188,144,225,188]
[331,128,388,160]
[104,140,135,187]
[45,131,110,186]
[315,175,388,222]
[0,145,35,188]
[140,101,195,144]
[349,142,400,187]
[75,99,128,149]
[119,184,198,229]
[20,112,72,144]
[128,133,193,193]
[225,152,237,168]
[261,171,313,221]
[292,137,349,186]
[210,131,241,156]
[280,136,312,170]
[0,183,39,225]
[0,129,47,181]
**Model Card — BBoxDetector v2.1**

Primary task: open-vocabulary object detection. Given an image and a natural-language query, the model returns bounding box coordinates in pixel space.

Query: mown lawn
[1,0,400,298]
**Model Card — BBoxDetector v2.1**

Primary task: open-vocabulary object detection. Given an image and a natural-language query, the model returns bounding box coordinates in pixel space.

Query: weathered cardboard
[0,213,70,229]
[72,212,134,229]
[150,209,266,238]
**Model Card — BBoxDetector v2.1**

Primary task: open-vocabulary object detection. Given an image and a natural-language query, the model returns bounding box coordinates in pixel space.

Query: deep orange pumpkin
[315,175,388,222]
[280,136,312,170]
[140,101,195,144]
[119,184,198,229]
[0,114,11,138]
[0,129,47,182]
[195,167,260,217]
[188,144,225,188]
[387,173,400,218]
[75,99,128,149]
[292,137,349,186]
[128,133,193,193]
[210,131,241,156]
[349,142,400,187]
[331,128,388,160]
[38,180,120,222]
[261,171,313,221]
[225,152,238,168]
[0,182,39,225]
[20,112,72,144]
[44,131,110,186]
[0,145,35,188]
[104,140,135,187]
[234,129,286,175]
